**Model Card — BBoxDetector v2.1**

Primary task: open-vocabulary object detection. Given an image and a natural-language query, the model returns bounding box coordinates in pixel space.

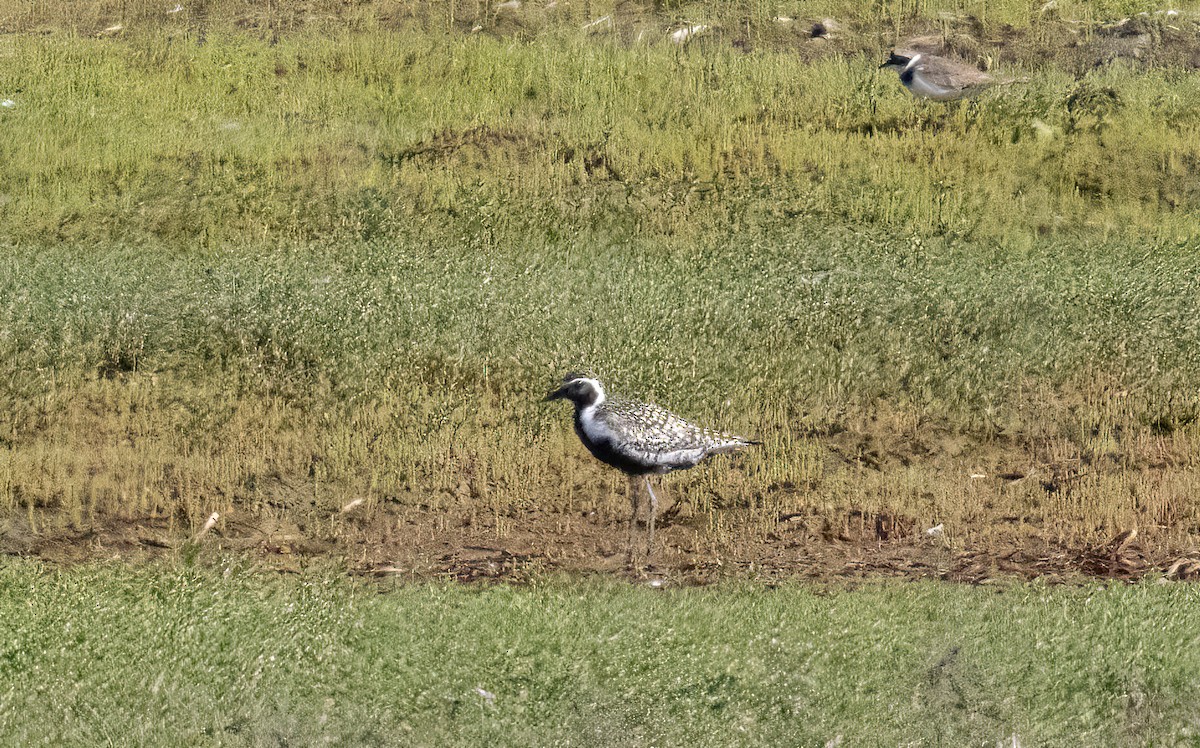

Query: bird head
[544,374,606,407]
[880,51,915,71]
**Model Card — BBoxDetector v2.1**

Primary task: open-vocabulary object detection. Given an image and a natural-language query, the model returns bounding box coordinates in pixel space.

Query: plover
[545,374,759,563]
[880,51,996,102]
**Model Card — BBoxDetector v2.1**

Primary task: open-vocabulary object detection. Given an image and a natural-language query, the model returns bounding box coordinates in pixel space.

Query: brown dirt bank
[4,399,1200,584]
[6,496,1199,586]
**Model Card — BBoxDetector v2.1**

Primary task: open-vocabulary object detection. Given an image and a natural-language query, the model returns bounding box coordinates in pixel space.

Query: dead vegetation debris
[4,502,1199,586]
[8,3,1200,73]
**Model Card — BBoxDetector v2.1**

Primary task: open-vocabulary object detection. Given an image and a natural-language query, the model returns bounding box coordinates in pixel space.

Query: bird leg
[644,477,660,558]
[625,475,641,567]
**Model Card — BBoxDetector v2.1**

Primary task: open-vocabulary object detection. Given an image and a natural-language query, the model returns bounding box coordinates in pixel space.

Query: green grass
[5,229,1199,421]
[2,561,1199,746]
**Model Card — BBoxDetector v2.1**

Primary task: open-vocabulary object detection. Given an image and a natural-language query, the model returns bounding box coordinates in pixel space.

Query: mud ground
[6,411,1200,584]
[6,498,1200,586]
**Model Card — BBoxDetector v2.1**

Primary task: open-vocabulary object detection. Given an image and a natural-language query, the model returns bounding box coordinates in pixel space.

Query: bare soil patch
[5,409,1199,584]
[5,497,1196,586]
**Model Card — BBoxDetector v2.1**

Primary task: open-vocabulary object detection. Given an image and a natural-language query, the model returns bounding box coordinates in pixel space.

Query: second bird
[880,50,996,102]
[545,374,759,564]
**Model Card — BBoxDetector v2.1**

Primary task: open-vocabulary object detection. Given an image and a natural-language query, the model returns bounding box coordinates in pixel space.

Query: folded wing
[599,400,756,472]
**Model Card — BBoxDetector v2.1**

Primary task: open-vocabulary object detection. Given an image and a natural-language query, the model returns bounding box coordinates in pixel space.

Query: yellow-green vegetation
[2,2,1200,556]
[4,3,1200,243]
[1,232,1199,549]
[2,562,1200,745]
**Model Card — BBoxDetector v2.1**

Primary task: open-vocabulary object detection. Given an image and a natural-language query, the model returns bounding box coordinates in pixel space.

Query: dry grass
[2,362,1198,557]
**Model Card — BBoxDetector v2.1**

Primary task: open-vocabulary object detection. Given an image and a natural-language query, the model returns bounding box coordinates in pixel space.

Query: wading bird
[880,50,998,101]
[545,374,759,564]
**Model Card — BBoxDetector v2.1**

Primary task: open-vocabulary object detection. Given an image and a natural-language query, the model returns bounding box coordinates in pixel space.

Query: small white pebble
[925,523,944,537]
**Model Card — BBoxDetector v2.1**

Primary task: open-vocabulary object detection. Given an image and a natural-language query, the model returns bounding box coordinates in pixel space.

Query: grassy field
[2,230,1199,555]
[2,2,1200,564]
[6,9,1200,244]
[1,560,1199,746]
[4,6,1200,741]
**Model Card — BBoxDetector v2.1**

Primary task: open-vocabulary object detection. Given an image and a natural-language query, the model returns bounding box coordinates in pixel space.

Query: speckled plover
[880,50,997,102]
[545,374,759,563]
